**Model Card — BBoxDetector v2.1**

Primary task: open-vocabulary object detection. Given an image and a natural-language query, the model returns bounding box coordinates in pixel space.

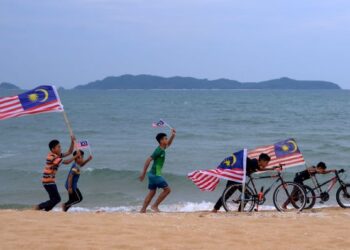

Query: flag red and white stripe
[188,149,247,192]
[188,168,245,191]
[0,88,63,120]
[248,144,305,169]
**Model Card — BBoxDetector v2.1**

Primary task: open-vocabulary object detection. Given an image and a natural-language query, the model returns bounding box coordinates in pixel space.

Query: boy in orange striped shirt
[34,136,78,211]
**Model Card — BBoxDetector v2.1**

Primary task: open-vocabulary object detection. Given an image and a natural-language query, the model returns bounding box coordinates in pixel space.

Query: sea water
[0,89,349,212]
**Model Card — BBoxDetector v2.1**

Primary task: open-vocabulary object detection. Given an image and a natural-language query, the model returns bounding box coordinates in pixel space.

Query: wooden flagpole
[62,111,74,137]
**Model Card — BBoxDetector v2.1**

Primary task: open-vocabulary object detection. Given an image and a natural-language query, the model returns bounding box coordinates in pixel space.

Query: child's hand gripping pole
[62,111,78,150]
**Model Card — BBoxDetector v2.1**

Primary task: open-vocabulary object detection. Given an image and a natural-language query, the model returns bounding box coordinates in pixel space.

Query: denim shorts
[148,172,169,190]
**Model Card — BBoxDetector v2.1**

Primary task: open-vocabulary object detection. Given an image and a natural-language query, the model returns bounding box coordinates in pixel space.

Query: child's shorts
[148,172,169,190]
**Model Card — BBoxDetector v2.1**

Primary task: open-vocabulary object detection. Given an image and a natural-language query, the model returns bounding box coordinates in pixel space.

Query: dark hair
[49,140,60,151]
[156,133,167,143]
[317,162,327,169]
[73,150,84,156]
[259,153,271,162]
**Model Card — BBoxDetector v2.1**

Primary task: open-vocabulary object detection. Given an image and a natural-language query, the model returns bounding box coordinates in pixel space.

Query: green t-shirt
[150,146,166,176]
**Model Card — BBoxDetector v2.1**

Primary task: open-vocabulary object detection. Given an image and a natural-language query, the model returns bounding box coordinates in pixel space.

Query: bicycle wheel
[273,182,306,212]
[336,184,350,208]
[222,184,256,212]
[303,185,316,209]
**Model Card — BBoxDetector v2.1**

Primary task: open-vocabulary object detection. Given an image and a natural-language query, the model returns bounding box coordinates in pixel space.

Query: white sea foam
[53,201,283,213]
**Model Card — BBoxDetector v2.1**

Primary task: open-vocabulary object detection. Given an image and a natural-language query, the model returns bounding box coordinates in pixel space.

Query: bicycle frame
[310,171,345,195]
[246,171,287,202]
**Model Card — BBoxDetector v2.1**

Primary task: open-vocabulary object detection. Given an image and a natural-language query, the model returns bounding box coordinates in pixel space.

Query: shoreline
[0,207,349,249]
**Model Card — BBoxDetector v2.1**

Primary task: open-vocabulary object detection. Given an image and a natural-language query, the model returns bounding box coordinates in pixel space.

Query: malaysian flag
[188,149,247,191]
[77,140,92,155]
[0,85,63,120]
[248,138,305,169]
[77,140,90,150]
[152,119,166,128]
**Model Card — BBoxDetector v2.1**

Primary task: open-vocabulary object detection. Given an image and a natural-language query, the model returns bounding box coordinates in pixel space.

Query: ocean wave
[0,201,341,212]
[54,201,273,213]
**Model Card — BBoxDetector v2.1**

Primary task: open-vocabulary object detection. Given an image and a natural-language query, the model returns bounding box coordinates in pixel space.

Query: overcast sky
[1,0,350,89]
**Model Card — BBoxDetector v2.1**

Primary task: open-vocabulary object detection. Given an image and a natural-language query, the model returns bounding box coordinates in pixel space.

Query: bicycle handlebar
[272,164,284,171]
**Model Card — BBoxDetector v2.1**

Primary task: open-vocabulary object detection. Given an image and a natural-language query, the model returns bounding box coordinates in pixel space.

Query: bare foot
[140,208,147,213]
[211,209,218,213]
[151,205,161,213]
[33,205,40,211]
[62,204,67,212]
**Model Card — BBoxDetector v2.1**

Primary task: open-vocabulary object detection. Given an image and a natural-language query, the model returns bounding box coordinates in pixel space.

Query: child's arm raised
[139,157,153,182]
[167,129,176,148]
[80,155,93,168]
[62,135,76,157]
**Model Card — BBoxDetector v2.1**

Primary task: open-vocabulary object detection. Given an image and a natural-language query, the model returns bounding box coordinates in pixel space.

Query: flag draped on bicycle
[187,138,305,191]
[188,149,247,191]
[248,138,305,169]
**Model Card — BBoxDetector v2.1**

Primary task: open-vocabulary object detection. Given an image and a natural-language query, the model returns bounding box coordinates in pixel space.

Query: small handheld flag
[0,85,64,120]
[77,140,92,155]
[152,119,172,129]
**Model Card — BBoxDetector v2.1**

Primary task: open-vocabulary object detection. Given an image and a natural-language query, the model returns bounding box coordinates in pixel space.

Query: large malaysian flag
[0,85,63,120]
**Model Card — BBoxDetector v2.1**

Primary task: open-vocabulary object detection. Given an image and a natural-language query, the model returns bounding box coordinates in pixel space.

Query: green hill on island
[74,75,341,90]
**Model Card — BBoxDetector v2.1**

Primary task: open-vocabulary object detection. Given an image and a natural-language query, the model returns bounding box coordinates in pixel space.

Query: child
[139,129,176,213]
[212,153,272,213]
[293,162,334,185]
[283,162,335,208]
[34,136,76,211]
[62,150,93,212]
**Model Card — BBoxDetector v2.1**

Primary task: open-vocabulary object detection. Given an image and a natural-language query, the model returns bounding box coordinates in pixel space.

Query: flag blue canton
[274,138,300,158]
[18,86,59,110]
[218,149,245,170]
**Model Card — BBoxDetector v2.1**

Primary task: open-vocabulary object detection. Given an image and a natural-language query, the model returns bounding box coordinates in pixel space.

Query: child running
[62,150,93,212]
[34,136,76,211]
[139,129,176,213]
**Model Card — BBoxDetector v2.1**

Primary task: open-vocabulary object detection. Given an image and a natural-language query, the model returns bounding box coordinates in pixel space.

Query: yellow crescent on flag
[231,154,237,166]
[35,89,49,102]
[287,139,298,153]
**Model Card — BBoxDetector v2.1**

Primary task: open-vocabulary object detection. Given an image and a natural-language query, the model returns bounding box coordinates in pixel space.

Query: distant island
[75,75,341,90]
[1,76,342,90]
[0,82,20,90]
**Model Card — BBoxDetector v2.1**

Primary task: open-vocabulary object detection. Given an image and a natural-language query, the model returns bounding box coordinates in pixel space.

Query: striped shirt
[42,152,63,185]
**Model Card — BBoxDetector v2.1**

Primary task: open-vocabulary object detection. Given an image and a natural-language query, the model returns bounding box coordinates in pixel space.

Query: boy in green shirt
[139,129,176,213]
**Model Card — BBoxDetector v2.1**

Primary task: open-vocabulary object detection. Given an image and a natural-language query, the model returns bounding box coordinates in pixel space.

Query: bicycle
[221,167,307,212]
[302,169,350,209]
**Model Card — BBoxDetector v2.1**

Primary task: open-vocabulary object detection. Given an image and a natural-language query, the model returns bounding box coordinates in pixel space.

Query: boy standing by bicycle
[282,162,335,208]
[212,153,272,212]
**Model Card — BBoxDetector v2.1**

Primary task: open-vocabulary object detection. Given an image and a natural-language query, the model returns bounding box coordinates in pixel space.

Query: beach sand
[0,208,349,250]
